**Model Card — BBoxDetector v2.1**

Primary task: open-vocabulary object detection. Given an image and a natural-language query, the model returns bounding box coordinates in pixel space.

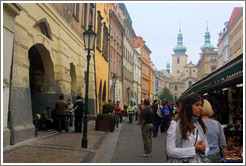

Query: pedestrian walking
[66,99,74,130]
[202,99,226,163]
[160,102,169,133]
[127,101,136,124]
[135,102,140,121]
[56,94,68,133]
[151,100,161,137]
[140,99,154,157]
[74,96,84,133]
[166,93,209,163]
[115,101,122,128]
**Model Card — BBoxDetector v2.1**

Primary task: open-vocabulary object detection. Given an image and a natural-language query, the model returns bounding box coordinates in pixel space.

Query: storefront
[177,53,243,162]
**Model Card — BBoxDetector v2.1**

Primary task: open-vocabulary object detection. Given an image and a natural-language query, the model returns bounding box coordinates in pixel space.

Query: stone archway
[28,44,55,116]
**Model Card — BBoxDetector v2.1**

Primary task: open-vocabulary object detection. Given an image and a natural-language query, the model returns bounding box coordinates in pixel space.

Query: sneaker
[140,153,152,157]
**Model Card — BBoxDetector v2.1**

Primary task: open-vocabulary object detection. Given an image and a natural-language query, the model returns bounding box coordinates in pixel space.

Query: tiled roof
[229,7,243,27]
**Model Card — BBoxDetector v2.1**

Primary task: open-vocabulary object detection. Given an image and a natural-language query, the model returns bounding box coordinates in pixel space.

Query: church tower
[200,21,214,53]
[172,23,188,78]
[166,61,170,74]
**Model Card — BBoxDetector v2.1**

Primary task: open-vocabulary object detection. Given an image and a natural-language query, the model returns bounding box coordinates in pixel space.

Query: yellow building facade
[4,3,97,145]
[94,3,110,114]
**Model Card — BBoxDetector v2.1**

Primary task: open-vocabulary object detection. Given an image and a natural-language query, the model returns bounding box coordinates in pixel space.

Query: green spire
[200,20,214,52]
[173,21,187,54]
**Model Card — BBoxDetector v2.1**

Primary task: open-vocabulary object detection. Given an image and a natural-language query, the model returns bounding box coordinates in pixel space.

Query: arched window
[177,58,180,64]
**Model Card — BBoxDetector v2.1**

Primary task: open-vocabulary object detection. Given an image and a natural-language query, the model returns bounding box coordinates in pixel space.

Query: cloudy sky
[124,2,244,71]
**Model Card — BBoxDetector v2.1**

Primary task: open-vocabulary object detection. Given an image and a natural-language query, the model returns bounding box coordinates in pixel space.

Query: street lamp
[82,25,96,148]
[127,87,130,105]
[112,73,117,104]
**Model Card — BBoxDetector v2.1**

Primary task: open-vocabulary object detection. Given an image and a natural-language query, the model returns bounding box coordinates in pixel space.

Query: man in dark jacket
[56,94,68,133]
[151,100,160,137]
[74,95,84,133]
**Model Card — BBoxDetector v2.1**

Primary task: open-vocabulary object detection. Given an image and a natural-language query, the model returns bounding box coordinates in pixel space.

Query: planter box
[95,118,115,132]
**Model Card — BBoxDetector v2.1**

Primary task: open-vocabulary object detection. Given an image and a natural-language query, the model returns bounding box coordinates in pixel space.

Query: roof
[229,7,243,27]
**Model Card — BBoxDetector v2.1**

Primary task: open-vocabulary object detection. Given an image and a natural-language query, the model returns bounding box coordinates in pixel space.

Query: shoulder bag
[217,121,226,158]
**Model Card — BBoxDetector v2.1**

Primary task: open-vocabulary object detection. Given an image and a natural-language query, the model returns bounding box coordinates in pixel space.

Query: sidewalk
[3,119,124,163]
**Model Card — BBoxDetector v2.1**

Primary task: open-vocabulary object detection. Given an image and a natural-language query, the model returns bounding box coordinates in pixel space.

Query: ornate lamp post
[82,25,96,148]
[112,73,117,104]
[127,87,130,105]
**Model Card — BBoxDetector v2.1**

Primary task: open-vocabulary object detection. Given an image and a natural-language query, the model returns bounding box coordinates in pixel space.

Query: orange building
[134,36,151,100]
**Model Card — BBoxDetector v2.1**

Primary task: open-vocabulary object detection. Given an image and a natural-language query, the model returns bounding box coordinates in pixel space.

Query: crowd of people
[136,93,230,163]
[39,95,84,133]
[37,92,234,163]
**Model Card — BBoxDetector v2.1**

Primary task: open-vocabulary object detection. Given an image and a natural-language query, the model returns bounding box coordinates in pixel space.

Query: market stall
[177,53,243,163]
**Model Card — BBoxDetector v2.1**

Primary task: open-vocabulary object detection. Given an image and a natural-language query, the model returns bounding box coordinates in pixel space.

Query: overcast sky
[124,2,244,71]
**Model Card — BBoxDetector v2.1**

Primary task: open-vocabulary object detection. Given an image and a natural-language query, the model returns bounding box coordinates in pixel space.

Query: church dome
[173,24,187,54]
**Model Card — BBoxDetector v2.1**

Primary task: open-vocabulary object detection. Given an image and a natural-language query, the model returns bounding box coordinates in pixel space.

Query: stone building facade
[133,47,142,105]
[109,4,124,108]
[228,7,243,61]
[169,25,197,101]
[197,24,218,79]
[3,3,97,145]
[119,3,136,105]
[3,3,21,147]
[134,36,151,100]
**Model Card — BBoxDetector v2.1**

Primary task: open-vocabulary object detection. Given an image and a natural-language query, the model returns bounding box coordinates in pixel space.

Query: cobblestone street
[3,120,122,163]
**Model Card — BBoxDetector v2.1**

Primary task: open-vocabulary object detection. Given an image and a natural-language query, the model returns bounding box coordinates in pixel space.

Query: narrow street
[112,118,168,163]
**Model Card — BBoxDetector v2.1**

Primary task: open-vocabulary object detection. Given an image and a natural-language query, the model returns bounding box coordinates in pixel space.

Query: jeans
[57,115,68,132]
[135,112,139,121]
[161,117,169,133]
[115,114,121,127]
[129,114,134,123]
[153,117,160,137]
[75,115,83,132]
[67,115,74,127]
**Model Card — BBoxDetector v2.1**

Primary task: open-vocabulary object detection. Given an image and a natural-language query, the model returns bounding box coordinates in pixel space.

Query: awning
[177,53,243,102]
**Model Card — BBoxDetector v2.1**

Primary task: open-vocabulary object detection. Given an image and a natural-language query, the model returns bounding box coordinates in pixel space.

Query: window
[81,4,87,29]
[102,23,109,61]
[210,56,217,62]
[177,58,180,64]
[177,70,179,73]
[73,3,79,21]
[175,96,177,101]
[89,4,94,26]
[211,66,216,72]
[175,85,177,91]
[96,11,102,51]
[189,81,192,87]
[193,70,195,72]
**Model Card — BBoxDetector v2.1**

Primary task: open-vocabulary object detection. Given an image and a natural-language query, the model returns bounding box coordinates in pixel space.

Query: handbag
[217,121,226,158]
[157,105,162,118]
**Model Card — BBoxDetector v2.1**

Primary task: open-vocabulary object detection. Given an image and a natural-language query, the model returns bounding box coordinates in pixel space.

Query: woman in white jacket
[166,93,209,163]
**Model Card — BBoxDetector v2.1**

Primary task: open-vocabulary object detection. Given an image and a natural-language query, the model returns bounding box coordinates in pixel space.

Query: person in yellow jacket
[127,101,136,124]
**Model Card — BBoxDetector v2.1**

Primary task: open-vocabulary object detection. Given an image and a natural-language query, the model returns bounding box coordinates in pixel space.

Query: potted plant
[95,113,116,132]
[102,102,116,114]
